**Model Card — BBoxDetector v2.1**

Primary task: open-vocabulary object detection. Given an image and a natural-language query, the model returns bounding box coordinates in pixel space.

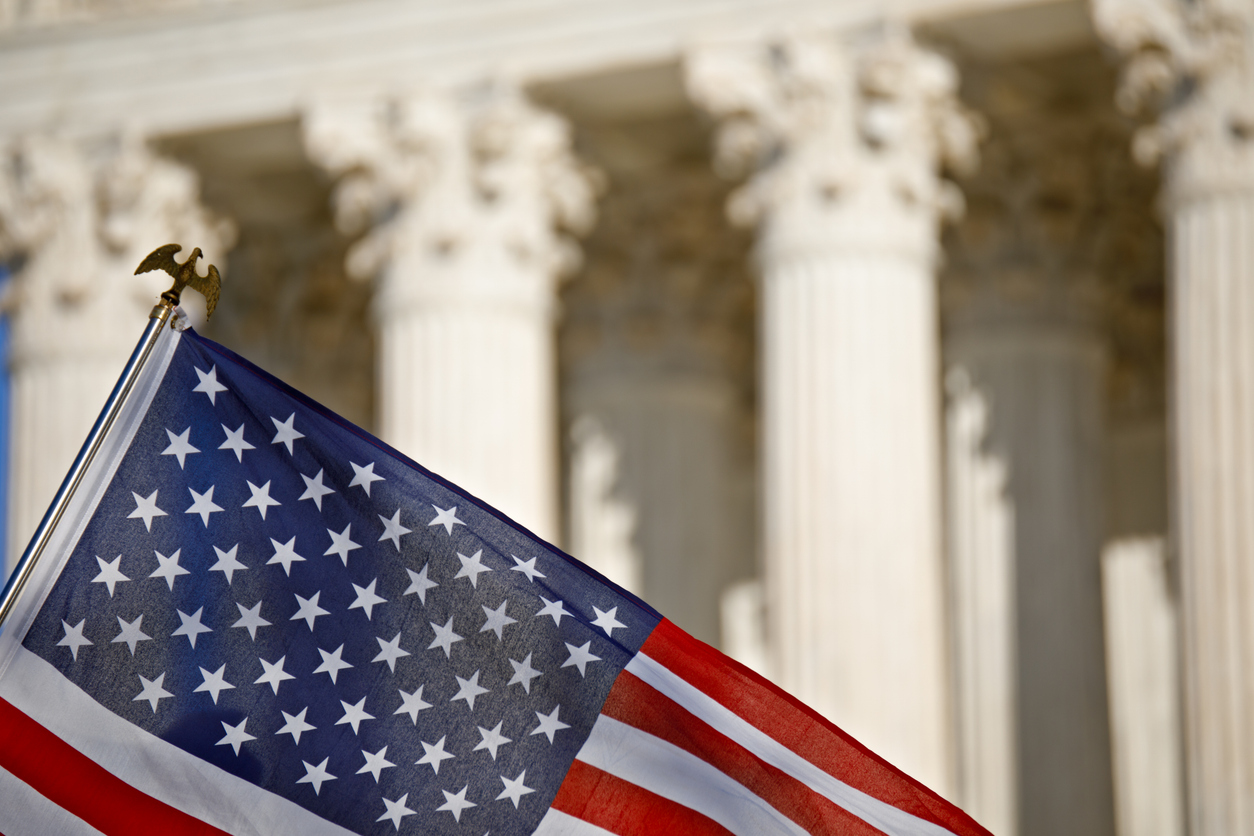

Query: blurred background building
[0,0,1250,834]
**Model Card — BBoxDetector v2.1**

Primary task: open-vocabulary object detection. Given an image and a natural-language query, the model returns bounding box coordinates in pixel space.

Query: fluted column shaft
[687,30,981,794]
[0,136,232,574]
[305,88,598,541]
[945,316,1114,836]
[1091,1,1254,830]
[762,240,948,787]
[1173,187,1254,836]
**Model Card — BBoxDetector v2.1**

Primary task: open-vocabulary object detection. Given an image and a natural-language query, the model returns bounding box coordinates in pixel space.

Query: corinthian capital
[0,134,233,357]
[1093,0,1254,197]
[685,29,981,259]
[303,84,600,304]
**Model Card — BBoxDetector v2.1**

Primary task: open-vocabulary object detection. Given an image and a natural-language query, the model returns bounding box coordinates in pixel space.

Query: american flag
[0,323,991,836]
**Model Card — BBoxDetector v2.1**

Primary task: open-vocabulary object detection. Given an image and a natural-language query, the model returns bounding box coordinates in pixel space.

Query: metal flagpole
[0,243,222,629]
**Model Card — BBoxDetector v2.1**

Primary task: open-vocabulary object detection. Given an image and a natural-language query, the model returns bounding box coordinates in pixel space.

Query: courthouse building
[1,0,1251,834]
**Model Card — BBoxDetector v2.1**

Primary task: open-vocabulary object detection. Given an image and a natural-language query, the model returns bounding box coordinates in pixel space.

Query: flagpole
[0,242,222,630]
[0,301,175,629]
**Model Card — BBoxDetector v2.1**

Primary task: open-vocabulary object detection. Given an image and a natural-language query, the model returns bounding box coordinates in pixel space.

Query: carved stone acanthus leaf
[0,134,235,359]
[303,84,601,300]
[1093,0,1254,197]
[685,28,982,259]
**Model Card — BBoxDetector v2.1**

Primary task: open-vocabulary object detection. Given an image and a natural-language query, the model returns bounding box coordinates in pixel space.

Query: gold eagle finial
[135,244,222,318]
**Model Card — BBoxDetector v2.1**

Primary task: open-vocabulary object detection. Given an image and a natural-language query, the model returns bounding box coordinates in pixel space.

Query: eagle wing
[189,263,222,319]
[134,243,183,278]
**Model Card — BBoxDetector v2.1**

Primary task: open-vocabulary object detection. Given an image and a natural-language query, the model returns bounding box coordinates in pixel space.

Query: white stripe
[0,763,107,836]
[0,647,355,836]
[577,714,808,836]
[0,325,181,659]
[532,809,620,836]
[627,652,958,836]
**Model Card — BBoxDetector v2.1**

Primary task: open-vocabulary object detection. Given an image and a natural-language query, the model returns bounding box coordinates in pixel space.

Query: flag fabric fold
[0,323,991,836]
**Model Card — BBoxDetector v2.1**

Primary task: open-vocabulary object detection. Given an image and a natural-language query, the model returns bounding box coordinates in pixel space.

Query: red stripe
[552,759,736,836]
[603,670,888,836]
[0,696,230,836]
[641,619,993,836]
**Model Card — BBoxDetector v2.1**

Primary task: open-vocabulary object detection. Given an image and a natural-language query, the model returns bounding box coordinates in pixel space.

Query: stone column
[1101,536,1185,836]
[562,142,755,648]
[1093,2,1254,833]
[687,30,980,794]
[0,134,233,575]
[944,283,1114,836]
[304,87,598,541]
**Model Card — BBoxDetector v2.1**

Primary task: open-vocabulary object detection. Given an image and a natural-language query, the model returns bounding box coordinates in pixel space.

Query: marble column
[304,87,599,542]
[561,133,756,650]
[687,30,981,794]
[1093,2,1254,833]
[1101,536,1184,836]
[944,287,1114,836]
[0,134,233,576]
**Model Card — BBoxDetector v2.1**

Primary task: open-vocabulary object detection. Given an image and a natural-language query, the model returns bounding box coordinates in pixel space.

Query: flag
[0,320,992,836]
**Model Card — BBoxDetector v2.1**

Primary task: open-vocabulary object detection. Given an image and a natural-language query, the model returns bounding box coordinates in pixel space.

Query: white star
[218,423,255,462]
[193,365,227,404]
[92,555,129,597]
[373,632,410,672]
[511,555,545,582]
[348,461,384,496]
[473,721,512,760]
[394,686,432,723]
[299,468,335,510]
[186,486,224,527]
[271,413,304,454]
[336,697,375,734]
[450,670,490,711]
[427,616,463,658]
[57,619,92,660]
[376,793,413,829]
[276,707,316,744]
[232,600,271,640]
[496,771,536,808]
[403,564,438,604]
[359,747,396,784]
[266,536,305,576]
[349,579,387,620]
[291,591,330,631]
[591,606,627,637]
[148,548,188,591]
[377,509,411,551]
[133,672,173,712]
[562,641,602,677]
[255,655,295,695]
[507,653,543,694]
[479,600,517,640]
[429,504,465,535]
[531,705,571,743]
[161,427,199,469]
[128,490,167,531]
[437,786,476,822]
[415,736,456,774]
[454,550,492,588]
[242,480,280,520]
[296,757,335,795]
[209,543,247,584]
[194,664,234,704]
[314,644,353,684]
[172,607,212,648]
[324,524,360,566]
[111,614,151,655]
[217,718,255,755]
[536,596,573,625]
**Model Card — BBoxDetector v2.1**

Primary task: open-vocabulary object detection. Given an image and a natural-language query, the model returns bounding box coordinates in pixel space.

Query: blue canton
[23,330,661,835]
